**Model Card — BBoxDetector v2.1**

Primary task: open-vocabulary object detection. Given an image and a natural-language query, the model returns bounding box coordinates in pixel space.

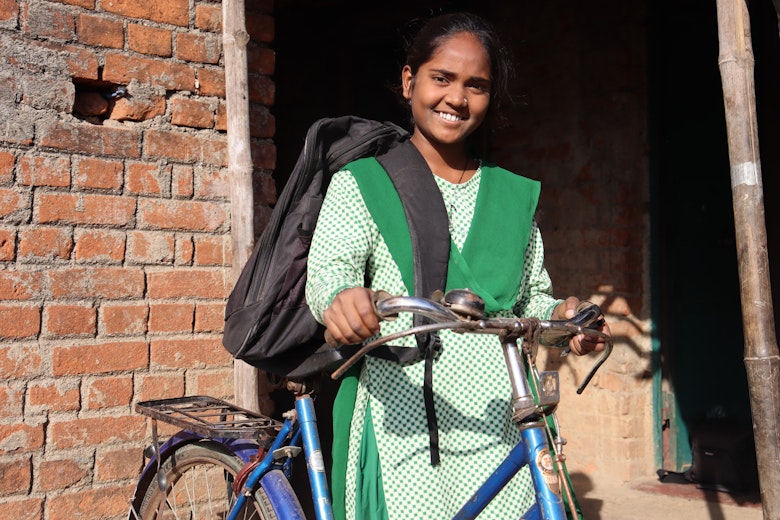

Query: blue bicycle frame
[226,338,568,520]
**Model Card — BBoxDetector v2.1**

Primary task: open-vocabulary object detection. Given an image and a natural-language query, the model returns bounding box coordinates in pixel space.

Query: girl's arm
[305,170,380,344]
[514,220,562,320]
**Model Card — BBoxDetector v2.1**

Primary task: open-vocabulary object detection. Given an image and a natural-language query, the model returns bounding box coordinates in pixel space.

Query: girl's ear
[401,65,413,100]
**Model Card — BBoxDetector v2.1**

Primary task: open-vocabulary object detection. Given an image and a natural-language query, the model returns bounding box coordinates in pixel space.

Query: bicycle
[128,288,612,520]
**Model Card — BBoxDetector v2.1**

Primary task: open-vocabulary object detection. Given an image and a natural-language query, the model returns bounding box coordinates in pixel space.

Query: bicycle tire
[137,441,281,520]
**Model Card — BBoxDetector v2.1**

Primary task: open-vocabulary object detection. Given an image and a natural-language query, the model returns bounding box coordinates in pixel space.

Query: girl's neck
[410,133,474,184]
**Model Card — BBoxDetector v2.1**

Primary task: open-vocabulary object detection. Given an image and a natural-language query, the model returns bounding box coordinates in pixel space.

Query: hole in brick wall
[72,78,128,124]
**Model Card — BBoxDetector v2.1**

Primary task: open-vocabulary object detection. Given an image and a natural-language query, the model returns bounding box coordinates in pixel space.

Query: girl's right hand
[322,287,380,345]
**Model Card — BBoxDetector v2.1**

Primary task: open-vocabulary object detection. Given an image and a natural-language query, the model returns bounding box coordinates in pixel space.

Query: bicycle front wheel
[137,441,278,520]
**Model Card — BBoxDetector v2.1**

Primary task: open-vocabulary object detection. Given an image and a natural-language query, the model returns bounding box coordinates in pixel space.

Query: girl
[306,11,608,519]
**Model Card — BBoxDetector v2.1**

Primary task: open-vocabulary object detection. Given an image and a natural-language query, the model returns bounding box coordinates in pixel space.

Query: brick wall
[0,1,274,518]
[492,2,653,480]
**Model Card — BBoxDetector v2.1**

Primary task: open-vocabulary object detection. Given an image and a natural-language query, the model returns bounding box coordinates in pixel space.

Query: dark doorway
[650,0,779,472]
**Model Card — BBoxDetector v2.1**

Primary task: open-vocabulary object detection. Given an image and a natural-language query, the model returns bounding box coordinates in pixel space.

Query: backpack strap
[352,139,451,466]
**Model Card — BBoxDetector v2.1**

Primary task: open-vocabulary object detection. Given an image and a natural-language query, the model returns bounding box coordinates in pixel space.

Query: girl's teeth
[439,112,460,122]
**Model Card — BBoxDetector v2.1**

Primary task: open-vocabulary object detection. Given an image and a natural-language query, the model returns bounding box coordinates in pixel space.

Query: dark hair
[402,12,514,126]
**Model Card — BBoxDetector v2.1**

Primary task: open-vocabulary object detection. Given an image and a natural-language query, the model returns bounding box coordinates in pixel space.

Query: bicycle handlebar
[328,289,612,394]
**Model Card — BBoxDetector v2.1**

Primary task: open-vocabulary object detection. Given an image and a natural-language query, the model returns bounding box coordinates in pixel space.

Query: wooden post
[223,0,262,413]
[716,1,780,517]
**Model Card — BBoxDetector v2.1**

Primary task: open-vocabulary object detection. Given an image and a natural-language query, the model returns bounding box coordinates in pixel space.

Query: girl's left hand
[552,296,611,355]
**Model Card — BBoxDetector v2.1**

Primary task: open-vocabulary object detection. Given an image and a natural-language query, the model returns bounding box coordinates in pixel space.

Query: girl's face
[402,32,492,150]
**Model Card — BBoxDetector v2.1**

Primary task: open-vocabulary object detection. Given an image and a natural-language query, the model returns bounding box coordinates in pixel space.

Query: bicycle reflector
[537,372,560,407]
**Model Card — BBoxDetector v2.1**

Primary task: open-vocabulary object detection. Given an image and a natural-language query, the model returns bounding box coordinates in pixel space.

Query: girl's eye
[433,75,448,84]
[468,83,490,93]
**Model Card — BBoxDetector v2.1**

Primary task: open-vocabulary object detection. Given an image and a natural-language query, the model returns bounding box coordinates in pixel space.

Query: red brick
[0,304,40,339]
[197,168,229,199]
[0,187,29,222]
[112,101,165,127]
[0,383,23,418]
[215,102,227,131]
[38,458,90,492]
[18,226,73,261]
[247,46,275,75]
[96,446,143,481]
[195,4,221,32]
[18,155,70,187]
[73,229,126,263]
[176,32,221,64]
[250,104,275,138]
[149,302,194,333]
[172,164,193,198]
[76,13,123,48]
[48,484,136,520]
[27,380,80,412]
[151,337,232,369]
[101,0,188,26]
[62,44,99,80]
[187,368,234,400]
[143,129,227,166]
[21,2,75,40]
[147,269,230,299]
[246,12,274,44]
[171,97,215,129]
[137,373,185,401]
[251,140,277,170]
[0,150,16,184]
[36,192,136,226]
[195,301,225,333]
[0,0,20,22]
[137,198,227,232]
[175,235,194,265]
[248,74,275,105]
[44,303,96,336]
[85,375,133,409]
[0,456,32,495]
[0,270,42,301]
[125,162,170,196]
[0,498,43,520]
[48,267,144,299]
[0,228,16,261]
[51,0,94,7]
[0,344,43,378]
[101,302,148,335]
[0,422,44,455]
[253,173,276,206]
[52,340,148,375]
[197,67,225,97]
[194,235,230,265]
[125,230,174,265]
[50,415,146,449]
[103,53,195,91]
[127,23,172,57]
[38,120,141,158]
[73,157,123,190]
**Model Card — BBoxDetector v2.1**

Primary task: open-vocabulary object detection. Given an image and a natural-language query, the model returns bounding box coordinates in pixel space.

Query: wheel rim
[141,445,268,520]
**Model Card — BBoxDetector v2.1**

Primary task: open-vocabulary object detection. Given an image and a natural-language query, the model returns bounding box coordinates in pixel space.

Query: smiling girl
[305,11,607,520]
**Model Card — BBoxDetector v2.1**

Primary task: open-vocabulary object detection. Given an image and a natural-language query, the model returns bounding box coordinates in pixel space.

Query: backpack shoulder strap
[350,139,450,466]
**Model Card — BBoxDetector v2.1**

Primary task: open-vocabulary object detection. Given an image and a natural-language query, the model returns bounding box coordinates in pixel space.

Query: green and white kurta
[306,162,561,519]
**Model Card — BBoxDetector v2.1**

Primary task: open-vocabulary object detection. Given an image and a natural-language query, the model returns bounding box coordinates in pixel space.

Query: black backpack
[222,116,450,379]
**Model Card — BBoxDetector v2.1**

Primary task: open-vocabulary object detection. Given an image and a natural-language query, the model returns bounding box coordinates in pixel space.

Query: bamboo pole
[223,0,262,413]
[716,1,780,517]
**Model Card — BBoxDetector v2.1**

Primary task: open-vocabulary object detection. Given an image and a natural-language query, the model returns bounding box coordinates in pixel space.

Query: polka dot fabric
[306,166,562,519]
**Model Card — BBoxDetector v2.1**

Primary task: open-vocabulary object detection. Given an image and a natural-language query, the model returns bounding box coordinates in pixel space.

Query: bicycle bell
[441,289,485,319]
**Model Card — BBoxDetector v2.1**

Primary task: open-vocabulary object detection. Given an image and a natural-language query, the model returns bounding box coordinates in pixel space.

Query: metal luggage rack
[136,396,283,440]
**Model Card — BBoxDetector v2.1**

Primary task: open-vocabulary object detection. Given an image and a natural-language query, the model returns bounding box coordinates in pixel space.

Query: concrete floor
[571,474,763,520]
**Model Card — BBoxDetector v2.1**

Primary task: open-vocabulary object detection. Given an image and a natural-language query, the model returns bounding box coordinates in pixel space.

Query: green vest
[349,157,540,313]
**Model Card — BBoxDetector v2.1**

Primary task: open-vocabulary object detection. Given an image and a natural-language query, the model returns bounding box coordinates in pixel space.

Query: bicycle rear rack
[136,396,282,441]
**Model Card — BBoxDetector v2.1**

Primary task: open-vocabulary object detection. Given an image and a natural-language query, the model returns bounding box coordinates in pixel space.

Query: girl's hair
[402,11,514,126]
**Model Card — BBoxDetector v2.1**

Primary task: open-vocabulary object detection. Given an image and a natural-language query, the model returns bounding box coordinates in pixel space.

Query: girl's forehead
[427,32,491,72]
